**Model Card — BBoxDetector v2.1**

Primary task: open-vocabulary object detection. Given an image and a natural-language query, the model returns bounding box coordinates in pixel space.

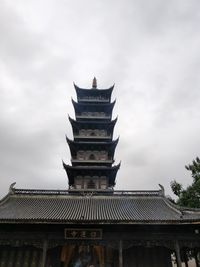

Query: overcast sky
[0,0,200,198]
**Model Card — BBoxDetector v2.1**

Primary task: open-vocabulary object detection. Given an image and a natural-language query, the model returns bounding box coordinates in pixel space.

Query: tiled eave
[0,218,200,225]
[0,188,200,225]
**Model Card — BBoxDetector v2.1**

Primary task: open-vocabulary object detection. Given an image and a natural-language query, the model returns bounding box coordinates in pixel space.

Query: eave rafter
[68,116,117,130]
[72,99,116,114]
[74,83,114,101]
[66,136,119,157]
[63,161,120,186]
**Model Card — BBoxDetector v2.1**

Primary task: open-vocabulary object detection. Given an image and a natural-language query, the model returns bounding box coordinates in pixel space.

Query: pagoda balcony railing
[74,135,112,139]
[76,115,111,120]
[71,159,114,164]
[78,97,109,103]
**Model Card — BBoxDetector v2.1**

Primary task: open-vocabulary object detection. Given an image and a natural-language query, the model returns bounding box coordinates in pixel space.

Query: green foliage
[170,180,182,197]
[170,157,200,208]
[185,157,200,183]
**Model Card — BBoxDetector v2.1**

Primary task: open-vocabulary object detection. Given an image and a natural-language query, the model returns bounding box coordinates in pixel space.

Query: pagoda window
[75,176,83,189]
[87,179,96,189]
[84,150,96,160]
[83,176,89,189]
[99,151,108,160]
[100,177,107,189]
[84,129,91,136]
[77,151,85,160]
[88,129,101,136]
[90,131,95,136]
[100,130,106,136]
[94,130,97,135]
[85,151,90,159]
[89,154,96,160]
[79,129,85,136]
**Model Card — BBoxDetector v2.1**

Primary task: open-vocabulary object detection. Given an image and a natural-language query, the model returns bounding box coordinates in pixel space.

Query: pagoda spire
[92,77,97,89]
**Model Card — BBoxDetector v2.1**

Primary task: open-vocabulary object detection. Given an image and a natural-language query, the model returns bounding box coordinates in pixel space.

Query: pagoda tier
[74,83,114,103]
[63,162,120,189]
[66,137,118,166]
[72,99,116,121]
[68,116,117,141]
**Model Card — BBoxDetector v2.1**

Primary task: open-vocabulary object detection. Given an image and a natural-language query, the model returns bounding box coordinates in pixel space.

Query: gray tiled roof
[0,189,200,224]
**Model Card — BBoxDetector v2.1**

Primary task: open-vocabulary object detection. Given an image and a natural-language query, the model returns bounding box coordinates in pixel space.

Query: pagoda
[63,78,120,192]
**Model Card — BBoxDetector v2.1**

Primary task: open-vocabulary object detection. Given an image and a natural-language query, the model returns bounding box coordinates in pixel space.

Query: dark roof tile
[0,189,200,224]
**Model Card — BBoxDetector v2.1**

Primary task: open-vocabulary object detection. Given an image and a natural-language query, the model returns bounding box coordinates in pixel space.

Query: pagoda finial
[92,77,97,89]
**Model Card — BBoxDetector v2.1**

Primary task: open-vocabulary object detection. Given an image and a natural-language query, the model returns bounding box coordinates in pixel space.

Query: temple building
[0,78,200,267]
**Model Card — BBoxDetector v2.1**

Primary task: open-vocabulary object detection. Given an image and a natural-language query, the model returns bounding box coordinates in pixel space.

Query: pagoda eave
[63,162,120,186]
[66,138,119,147]
[74,83,114,95]
[72,99,116,113]
[68,116,117,130]
[66,137,119,157]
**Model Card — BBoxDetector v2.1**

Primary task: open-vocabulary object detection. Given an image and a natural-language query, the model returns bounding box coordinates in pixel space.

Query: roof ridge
[11,188,162,196]
[164,197,200,213]
[14,189,70,195]
[162,196,182,216]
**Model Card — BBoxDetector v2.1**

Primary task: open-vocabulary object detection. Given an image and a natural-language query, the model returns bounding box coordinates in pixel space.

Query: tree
[170,157,200,208]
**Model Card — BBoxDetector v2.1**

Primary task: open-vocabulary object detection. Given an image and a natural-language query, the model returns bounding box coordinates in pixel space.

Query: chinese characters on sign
[64,229,102,240]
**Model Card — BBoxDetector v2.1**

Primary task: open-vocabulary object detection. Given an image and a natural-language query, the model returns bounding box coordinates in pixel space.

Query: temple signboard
[64,228,102,240]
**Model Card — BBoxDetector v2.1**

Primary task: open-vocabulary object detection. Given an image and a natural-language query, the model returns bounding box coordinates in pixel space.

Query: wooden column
[41,239,48,267]
[119,240,123,267]
[183,248,188,267]
[194,249,199,267]
[184,253,188,267]
[174,240,182,267]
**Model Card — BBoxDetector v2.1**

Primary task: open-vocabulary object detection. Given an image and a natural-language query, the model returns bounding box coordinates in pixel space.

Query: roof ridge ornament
[158,184,165,196]
[92,77,97,89]
[9,182,16,194]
